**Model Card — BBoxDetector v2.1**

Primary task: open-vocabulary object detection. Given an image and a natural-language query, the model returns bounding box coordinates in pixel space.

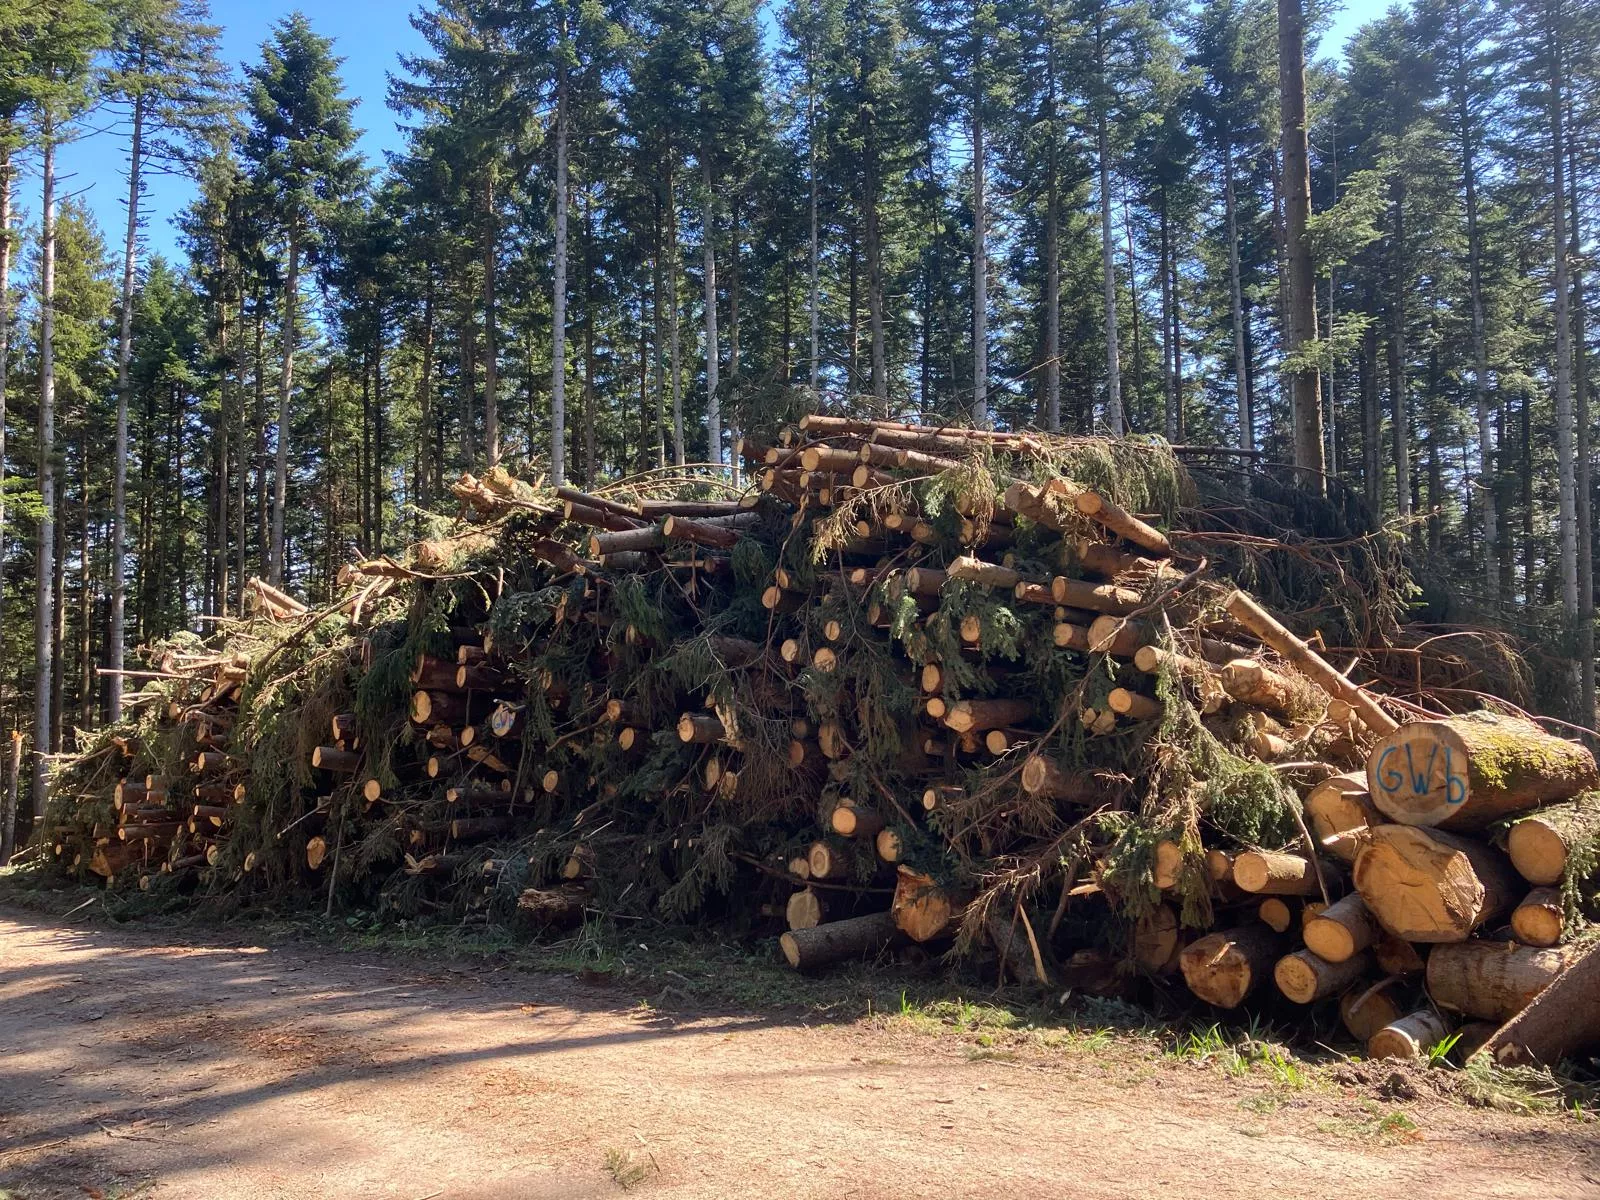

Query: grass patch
[603,1147,656,1190]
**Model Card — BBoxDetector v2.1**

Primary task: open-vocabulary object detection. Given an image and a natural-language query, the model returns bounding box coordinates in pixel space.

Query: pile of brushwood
[34,415,1600,1067]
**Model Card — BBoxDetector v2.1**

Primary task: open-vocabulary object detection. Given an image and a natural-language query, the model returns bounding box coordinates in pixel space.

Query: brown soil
[1,909,1596,1199]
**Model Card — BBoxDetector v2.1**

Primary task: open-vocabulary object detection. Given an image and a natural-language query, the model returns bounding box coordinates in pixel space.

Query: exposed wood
[1179,925,1289,1008]
[1369,1009,1453,1060]
[1274,948,1372,1003]
[1302,894,1381,963]
[1233,851,1323,897]
[1510,887,1564,948]
[1366,713,1598,831]
[1354,824,1520,942]
[891,867,965,943]
[1505,792,1600,885]
[1304,770,1381,863]
[1340,980,1406,1044]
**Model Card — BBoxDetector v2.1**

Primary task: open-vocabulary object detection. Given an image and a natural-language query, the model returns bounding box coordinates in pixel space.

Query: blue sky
[42,0,1391,267]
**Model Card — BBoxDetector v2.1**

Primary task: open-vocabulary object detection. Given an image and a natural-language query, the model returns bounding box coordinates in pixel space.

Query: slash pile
[37,415,1600,1065]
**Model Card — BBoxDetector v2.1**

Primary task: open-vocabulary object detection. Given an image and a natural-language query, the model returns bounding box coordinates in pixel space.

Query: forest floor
[1,894,1598,1199]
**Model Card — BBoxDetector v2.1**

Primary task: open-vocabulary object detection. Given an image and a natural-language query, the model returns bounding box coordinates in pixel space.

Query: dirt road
[1,910,1595,1199]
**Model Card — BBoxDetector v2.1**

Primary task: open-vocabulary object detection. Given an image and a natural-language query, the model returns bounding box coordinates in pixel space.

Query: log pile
[36,421,1600,1064]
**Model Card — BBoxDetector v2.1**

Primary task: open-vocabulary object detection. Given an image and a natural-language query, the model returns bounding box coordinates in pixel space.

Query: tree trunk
[1570,137,1593,727]
[270,228,300,585]
[665,164,684,465]
[807,53,820,399]
[702,150,721,467]
[1547,14,1580,707]
[972,77,988,428]
[33,130,57,815]
[1455,12,1497,610]
[866,157,886,407]
[728,198,742,484]
[0,145,13,688]
[1159,190,1175,441]
[1366,713,1598,830]
[1044,24,1061,433]
[582,193,596,485]
[482,171,500,468]
[551,68,570,485]
[1389,178,1411,524]
[1224,132,1251,450]
[109,88,145,721]
[1095,15,1121,437]
[1277,0,1325,491]
[417,272,435,521]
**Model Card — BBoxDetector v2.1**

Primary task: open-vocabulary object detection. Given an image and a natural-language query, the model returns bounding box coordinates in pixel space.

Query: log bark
[1019,757,1102,805]
[591,526,667,556]
[1274,948,1373,1004]
[1179,925,1290,1008]
[1481,936,1600,1066]
[1304,771,1381,864]
[780,910,900,969]
[1510,887,1564,948]
[1366,713,1598,831]
[1303,894,1381,963]
[311,746,361,774]
[1505,792,1600,885]
[1224,590,1397,735]
[1133,902,1183,973]
[1426,939,1577,1022]
[1049,577,1141,615]
[1353,824,1519,942]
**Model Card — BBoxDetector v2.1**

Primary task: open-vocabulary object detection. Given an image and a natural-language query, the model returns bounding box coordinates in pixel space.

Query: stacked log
[40,417,1600,1064]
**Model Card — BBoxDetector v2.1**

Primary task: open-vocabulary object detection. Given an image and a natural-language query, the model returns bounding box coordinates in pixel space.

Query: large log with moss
[1178,925,1289,1009]
[1366,713,1598,832]
[1505,792,1600,885]
[1353,824,1519,942]
[1425,939,1578,1022]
